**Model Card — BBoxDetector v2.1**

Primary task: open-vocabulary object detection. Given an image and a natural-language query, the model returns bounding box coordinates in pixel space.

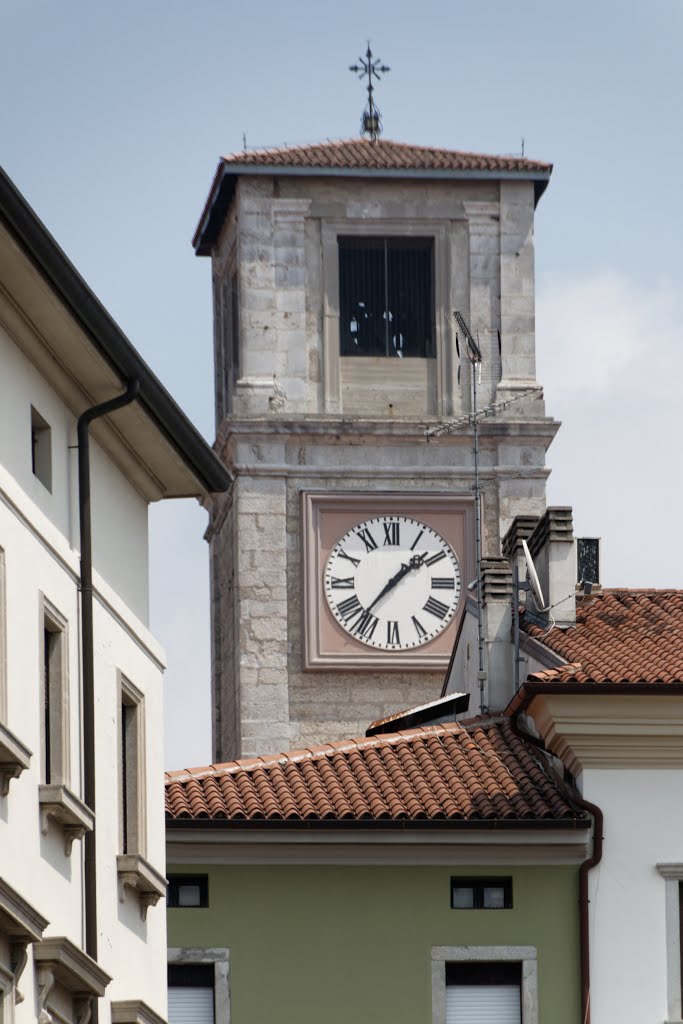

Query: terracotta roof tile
[525,590,683,683]
[165,720,583,826]
[219,137,552,175]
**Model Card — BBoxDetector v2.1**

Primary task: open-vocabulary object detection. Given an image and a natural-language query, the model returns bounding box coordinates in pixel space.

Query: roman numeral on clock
[356,528,378,552]
[423,596,449,620]
[424,550,446,567]
[383,522,400,545]
[337,549,360,568]
[337,594,362,620]
[330,577,355,589]
[387,621,400,645]
[349,608,378,640]
[410,529,425,551]
[412,616,427,639]
[431,577,455,589]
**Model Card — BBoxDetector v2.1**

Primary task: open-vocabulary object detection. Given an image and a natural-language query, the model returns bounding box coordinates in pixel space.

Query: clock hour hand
[366,552,427,613]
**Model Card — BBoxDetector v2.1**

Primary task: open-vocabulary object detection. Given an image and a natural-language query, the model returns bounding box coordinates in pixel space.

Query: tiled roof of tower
[219,138,552,174]
[194,138,552,254]
[165,719,584,825]
[524,590,683,683]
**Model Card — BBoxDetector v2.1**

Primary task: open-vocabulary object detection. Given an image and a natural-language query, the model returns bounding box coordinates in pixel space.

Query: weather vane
[349,43,390,142]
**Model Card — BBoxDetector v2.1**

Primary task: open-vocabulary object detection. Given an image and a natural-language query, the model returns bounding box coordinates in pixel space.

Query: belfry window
[339,236,434,358]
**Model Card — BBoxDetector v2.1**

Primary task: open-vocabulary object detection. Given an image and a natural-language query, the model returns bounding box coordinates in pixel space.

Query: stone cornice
[528,693,683,772]
[0,878,48,942]
[166,825,590,867]
[33,936,111,997]
[216,415,560,448]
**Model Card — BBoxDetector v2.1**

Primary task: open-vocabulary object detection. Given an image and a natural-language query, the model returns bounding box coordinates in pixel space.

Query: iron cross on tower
[349,43,390,141]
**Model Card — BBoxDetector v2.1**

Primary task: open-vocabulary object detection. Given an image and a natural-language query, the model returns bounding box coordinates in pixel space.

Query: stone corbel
[116,854,166,921]
[36,965,56,1024]
[10,939,28,1003]
[0,722,31,797]
[39,785,94,855]
[74,995,93,1024]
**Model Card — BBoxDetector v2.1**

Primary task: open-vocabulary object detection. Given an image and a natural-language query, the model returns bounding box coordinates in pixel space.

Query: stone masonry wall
[208,171,556,760]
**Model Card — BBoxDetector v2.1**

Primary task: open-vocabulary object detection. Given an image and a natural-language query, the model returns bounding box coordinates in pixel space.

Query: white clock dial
[324,515,461,651]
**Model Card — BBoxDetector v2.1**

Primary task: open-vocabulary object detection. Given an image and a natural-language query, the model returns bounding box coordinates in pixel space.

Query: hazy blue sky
[2,1,682,767]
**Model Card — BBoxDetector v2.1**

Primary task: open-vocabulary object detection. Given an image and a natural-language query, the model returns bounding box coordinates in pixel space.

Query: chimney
[480,557,514,711]
[526,507,576,628]
[502,515,540,577]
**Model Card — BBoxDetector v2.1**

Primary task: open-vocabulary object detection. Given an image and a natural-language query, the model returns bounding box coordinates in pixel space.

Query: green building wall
[167,861,580,1023]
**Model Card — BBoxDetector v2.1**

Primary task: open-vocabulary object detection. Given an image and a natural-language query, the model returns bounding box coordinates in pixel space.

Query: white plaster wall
[0,322,168,1023]
[0,460,168,1023]
[89,439,150,624]
[0,323,150,623]
[91,597,168,1021]
[579,767,683,1023]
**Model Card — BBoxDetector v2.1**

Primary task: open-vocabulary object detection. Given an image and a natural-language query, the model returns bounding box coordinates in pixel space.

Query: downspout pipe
[77,380,140,972]
[511,714,603,1024]
[574,791,603,1024]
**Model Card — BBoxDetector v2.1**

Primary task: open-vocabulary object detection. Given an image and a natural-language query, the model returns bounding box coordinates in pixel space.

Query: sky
[2,0,682,768]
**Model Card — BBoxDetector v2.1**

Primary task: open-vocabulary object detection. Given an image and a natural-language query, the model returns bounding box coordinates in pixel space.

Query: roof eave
[166,814,590,832]
[193,161,552,256]
[508,679,683,716]
[0,166,231,497]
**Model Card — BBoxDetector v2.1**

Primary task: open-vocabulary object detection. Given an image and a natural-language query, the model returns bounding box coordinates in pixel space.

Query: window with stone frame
[167,949,230,1024]
[119,674,146,857]
[40,597,69,787]
[432,946,537,1024]
[338,236,435,358]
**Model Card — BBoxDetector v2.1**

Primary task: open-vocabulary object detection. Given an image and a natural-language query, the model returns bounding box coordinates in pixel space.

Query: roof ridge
[221,136,549,163]
[164,719,483,783]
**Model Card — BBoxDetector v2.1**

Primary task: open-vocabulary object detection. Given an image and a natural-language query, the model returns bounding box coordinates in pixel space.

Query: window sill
[0,722,31,797]
[117,854,166,921]
[111,999,167,1024]
[34,936,110,1024]
[39,784,94,855]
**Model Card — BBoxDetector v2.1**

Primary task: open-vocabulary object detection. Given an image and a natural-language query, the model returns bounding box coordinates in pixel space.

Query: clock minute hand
[366,552,427,613]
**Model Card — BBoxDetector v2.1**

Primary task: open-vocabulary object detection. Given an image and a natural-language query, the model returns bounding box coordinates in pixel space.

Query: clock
[323,515,461,651]
[302,492,474,670]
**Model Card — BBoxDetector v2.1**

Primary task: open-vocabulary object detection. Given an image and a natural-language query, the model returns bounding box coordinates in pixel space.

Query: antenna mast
[453,312,486,714]
[349,43,390,141]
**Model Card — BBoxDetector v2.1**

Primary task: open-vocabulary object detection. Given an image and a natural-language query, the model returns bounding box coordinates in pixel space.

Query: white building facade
[0,168,229,1024]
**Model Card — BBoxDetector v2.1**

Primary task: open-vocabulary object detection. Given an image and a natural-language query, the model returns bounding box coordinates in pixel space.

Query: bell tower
[194,135,558,760]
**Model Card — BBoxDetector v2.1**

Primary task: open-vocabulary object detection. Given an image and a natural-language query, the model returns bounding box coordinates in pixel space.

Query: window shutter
[446,983,521,1023]
[168,987,214,1024]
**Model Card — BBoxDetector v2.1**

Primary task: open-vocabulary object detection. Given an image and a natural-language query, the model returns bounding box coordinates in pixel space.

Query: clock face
[324,515,461,651]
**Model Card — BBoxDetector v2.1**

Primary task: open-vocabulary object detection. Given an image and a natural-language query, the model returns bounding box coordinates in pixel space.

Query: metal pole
[471,359,486,714]
[512,563,520,693]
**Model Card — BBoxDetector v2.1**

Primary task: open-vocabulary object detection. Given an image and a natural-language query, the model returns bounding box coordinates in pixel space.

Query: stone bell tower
[194,136,558,760]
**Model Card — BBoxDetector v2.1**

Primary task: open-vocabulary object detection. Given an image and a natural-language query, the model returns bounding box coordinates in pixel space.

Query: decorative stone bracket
[10,939,29,1003]
[39,785,94,856]
[116,854,166,921]
[0,721,31,797]
[0,876,48,1004]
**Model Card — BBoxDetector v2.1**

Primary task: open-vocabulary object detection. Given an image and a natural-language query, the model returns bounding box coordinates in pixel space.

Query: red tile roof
[165,719,583,826]
[525,590,683,683]
[219,137,552,175]
[194,138,552,254]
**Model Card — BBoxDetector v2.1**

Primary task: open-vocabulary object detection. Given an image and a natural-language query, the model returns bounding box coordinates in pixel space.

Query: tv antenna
[453,312,486,715]
[512,539,547,692]
[349,43,390,141]
[425,315,543,708]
